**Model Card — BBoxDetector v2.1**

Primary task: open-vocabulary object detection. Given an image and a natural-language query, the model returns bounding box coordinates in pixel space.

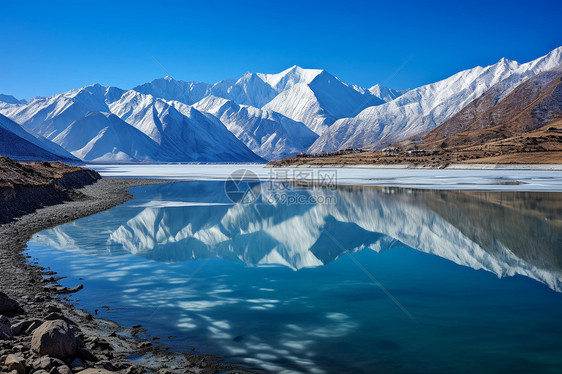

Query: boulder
[0,292,23,315]
[5,353,26,374]
[75,369,114,374]
[31,320,83,359]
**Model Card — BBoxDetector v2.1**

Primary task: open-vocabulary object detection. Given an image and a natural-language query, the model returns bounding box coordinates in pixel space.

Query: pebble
[5,353,26,374]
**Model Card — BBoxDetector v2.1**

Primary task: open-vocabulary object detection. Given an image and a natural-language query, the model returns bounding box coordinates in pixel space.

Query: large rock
[31,320,83,359]
[0,292,23,315]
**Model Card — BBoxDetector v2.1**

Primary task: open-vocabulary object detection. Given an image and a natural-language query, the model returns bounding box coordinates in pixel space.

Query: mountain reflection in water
[34,181,562,292]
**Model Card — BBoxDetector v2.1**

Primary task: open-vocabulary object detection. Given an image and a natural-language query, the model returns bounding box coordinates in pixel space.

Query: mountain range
[309,47,562,153]
[1,46,561,162]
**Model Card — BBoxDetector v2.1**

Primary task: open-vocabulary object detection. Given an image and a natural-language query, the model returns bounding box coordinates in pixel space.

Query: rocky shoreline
[0,177,256,374]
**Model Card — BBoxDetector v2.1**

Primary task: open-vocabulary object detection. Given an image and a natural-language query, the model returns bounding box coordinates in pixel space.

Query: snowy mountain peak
[369,84,407,102]
[132,77,212,105]
[257,65,325,92]
[192,94,318,160]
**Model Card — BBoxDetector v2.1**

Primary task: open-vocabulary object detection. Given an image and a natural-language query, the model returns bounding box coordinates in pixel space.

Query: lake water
[27,180,562,373]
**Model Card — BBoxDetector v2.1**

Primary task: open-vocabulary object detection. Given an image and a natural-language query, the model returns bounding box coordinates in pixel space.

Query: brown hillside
[413,70,562,150]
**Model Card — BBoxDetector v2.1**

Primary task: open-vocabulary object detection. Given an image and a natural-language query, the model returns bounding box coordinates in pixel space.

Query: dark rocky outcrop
[0,156,100,223]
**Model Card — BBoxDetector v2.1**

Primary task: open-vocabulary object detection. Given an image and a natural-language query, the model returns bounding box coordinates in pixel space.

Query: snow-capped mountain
[0,113,77,161]
[132,66,385,135]
[0,84,263,162]
[309,46,562,153]
[5,48,560,163]
[2,64,388,162]
[262,66,384,134]
[368,84,407,102]
[210,72,278,108]
[107,90,263,162]
[133,73,278,108]
[413,70,562,150]
[192,95,318,159]
[133,77,212,105]
[52,112,163,162]
[0,84,125,139]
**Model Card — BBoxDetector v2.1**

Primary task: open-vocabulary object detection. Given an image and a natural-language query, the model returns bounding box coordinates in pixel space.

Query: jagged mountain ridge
[1,65,399,161]
[309,46,562,153]
[132,65,388,135]
[192,95,318,160]
[3,48,561,162]
[0,84,263,162]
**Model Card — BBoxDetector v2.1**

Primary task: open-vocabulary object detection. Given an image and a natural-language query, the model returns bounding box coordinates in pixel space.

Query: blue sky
[1,0,560,99]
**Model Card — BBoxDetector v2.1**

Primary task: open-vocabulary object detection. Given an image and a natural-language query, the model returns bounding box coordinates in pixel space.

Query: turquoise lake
[26,181,562,373]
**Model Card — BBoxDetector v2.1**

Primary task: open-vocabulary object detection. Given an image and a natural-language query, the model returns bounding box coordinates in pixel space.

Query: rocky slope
[406,70,562,150]
[0,157,100,223]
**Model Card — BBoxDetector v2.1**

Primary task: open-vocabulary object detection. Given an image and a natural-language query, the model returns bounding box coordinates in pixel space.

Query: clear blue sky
[1,0,560,99]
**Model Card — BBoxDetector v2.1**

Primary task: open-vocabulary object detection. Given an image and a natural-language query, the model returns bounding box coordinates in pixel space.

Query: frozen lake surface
[88,163,562,191]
